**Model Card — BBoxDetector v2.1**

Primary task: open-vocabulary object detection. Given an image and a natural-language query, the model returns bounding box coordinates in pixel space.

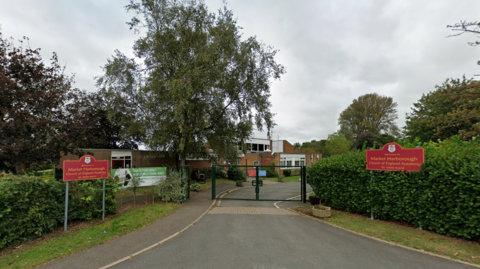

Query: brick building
[55,139,321,178]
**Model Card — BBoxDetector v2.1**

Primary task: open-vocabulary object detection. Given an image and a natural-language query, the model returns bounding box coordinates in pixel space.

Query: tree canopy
[338,93,399,144]
[97,0,285,164]
[0,34,74,173]
[324,132,351,157]
[405,77,480,142]
[0,33,139,174]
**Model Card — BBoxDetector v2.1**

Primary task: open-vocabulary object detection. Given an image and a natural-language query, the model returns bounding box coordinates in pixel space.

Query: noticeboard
[366,143,424,172]
[63,155,109,181]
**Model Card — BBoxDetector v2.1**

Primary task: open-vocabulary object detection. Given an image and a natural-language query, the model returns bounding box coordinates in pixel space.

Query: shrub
[0,175,117,248]
[308,138,480,241]
[190,183,202,192]
[68,177,118,220]
[196,166,227,179]
[158,169,186,203]
[215,167,227,178]
[266,161,278,177]
[290,169,301,176]
[282,169,291,177]
[227,166,246,182]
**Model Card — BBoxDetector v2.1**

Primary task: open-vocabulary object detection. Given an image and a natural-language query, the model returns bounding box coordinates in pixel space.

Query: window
[300,158,305,166]
[253,161,259,166]
[280,158,286,167]
[252,144,258,151]
[286,160,292,167]
[259,144,264,151]
[295,160,300,166]
[265,145,270,151]
[236,159,240,165]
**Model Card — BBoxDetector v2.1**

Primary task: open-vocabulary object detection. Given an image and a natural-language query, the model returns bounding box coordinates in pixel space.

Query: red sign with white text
[63,155,109,181]
[248,170,256,176]
[366,143,424,172]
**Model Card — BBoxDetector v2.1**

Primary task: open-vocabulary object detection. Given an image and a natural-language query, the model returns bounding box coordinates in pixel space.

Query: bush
[158,169,187,203]
[282,169,291,177]
[196,166,227,179]
[266,161,278,177]
[227,166,246,182]
[308,138,480,241]
[190,183,202,192]
[0,175,117,249]
[290,169,301,176]
[68,177,118,220]
[215,167,227,179]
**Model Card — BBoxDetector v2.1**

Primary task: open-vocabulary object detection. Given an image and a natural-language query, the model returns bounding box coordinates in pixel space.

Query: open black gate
[211,165,308,203]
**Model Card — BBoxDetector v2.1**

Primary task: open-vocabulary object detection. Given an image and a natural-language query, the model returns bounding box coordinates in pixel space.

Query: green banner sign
[111,167,167,188]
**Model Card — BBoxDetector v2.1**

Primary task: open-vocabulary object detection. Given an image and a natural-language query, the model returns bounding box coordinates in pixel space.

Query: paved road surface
[114,199,475,269]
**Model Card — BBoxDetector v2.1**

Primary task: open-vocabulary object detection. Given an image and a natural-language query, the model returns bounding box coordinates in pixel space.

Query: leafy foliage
[298,140,325,154]
[227,166,246,182]
[68,178,118,221]
[198,166,226,179]
[324,132,351,157]
[64,90,142,150]
[190,182,202,192]
[338,93,400,143]
[0,33,73,174]
[266,161,278,177]
[282,169,291,177]
[158,169,188,203]
[405,77,480,142]
[97,0,285,164]
[308,138,480,240]
[0,32,139,174]
[0,175,117,248]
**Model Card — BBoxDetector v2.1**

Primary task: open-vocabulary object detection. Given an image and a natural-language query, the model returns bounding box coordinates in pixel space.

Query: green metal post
[301,167,305,203]
[256,166,259,200]
[187,166,190,200]
[102,178,106,220]
[64,181,69,231]
[212,166,216,200]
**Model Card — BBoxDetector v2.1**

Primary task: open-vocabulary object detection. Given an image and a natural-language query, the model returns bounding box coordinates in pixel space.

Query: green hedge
[0,175,117,248]
[227,166,246,182]
[308,138,480,240]
[197,167,227,179]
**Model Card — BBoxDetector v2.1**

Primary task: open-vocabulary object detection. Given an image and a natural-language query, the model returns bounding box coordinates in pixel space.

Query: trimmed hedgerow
[0,175,117,249]
[308,137,480,241]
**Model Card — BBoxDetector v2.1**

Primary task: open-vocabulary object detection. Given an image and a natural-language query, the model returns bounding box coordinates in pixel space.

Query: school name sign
[366,143,424,172]
[63,155,109,181]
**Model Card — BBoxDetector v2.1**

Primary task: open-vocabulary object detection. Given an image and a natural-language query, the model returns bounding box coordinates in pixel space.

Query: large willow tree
[97,0,285,164]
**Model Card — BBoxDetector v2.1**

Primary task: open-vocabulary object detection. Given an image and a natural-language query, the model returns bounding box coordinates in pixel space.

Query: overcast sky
[1,0,479,144]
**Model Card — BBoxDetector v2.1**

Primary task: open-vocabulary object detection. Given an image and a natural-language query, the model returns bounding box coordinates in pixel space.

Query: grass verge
[190,178,232,192]
[294,207,480,266]
[263,176,300,182]
[0,203,181,269]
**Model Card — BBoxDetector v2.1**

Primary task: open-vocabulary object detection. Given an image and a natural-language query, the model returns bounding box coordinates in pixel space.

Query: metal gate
[211,165,308,203]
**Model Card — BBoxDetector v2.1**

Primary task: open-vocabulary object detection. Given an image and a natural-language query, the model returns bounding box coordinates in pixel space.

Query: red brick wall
[132,151,177,168]
[283,140,295,154]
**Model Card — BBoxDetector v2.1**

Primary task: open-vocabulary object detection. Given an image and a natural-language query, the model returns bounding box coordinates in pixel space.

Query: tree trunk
[14,163,26,175]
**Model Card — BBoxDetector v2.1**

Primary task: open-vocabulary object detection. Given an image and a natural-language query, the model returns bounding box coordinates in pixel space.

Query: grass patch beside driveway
[0,203,181,269]
[294,207,480,266]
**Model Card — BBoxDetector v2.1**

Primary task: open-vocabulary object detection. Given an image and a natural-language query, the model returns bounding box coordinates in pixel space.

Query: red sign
[248,170,256,176]
[63,155,109,181]
[366,143,424,172]
[265,159,271,163]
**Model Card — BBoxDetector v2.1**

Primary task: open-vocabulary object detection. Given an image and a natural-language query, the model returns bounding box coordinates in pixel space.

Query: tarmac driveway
[113,199,475,269]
